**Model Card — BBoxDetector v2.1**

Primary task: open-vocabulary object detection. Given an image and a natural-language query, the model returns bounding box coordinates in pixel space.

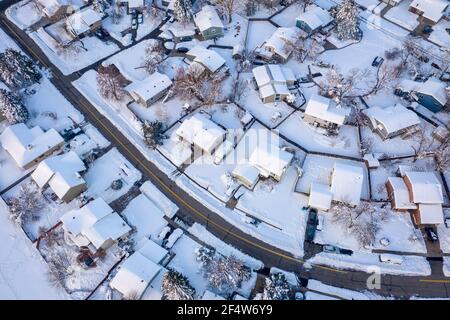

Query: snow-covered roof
[120,0,145,8]
[232,164,260,188]
[404,171,444,204]
[37,0,66,16]
[175,113,226,154]
[31,151,86,200]
[0,123,64,168]
[66,7,103,36]
[60,198,131,249]
[125,72,172,102]
[410,0,448,23]
[252,64,293,99]
[305,94,350,125]
[363,154,380,168]
[418,203,444,224]
[135,238,168,264]
[193,5,224,33]
[331,162,364,206]
[309,182,332,211]
[387,177,417,210]
[186,46,226,73]
[363,104,420,134]
[109,251,161,298]
[263,27,299,60]
[399,78,448,106]
[249,141,293,180]
[297,5,333,31]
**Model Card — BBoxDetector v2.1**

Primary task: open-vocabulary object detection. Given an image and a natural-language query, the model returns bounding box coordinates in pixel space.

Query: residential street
[0,0,449,299]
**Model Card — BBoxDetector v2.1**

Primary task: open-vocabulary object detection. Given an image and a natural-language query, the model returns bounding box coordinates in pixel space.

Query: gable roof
[109,251,161,298]
[193,5,224,32]
[31,151,86,200]
[297,5,333,30]
[305,94,350,125]
[252,64,294,99]
[66,7,103,36]
[387,177,417,210]
[418,203,444,224]
[186,46,226,73]
[125,72,172,102]
[410,0,448,22]
[263,27,299,60]
[175,113,226,154]
[331,162,364,206]
[404,171,444,204]
[363,104,420,134]
[309,182,332,211]
[0,123,64,168]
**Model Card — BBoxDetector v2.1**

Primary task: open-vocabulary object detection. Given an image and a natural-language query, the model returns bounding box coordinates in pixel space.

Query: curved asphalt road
[0,0,449,298]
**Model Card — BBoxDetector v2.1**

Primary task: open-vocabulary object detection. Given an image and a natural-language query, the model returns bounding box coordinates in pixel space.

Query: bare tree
[412,124,449,172]
[141,41,165,74]
[6,182,43,226]
[229,75,247,103]
[213,0,244,23]
[173,65,224,105]
[282,31,323,63]
[46,247,75,289]
[96,64,127,101]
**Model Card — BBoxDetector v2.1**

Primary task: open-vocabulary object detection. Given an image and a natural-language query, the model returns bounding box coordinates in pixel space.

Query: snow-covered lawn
[443,257,450,277]
[278,112,361,158]
[306,251,431,276]
[216,14,249,48]
[314,204,426,253]
[271,3,303,27]
[0,197,69,299]
[84,148,142,203]
[428,20,450,49]
[236,166,308,255]
[5,0,43,29]
[296,154,370,200]
[29,31,120,76]
[437,223,450,254]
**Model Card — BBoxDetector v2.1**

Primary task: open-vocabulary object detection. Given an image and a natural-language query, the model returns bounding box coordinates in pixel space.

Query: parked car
[305,208,318,243]
[95,28,110,40]
[372,56,384,67]
[138,13,144,24]
[426,227,438,242]
[322,245,353,255]
[131,18,138,30]
[422,25,433,35]
[177,47,189,53]
[295,292,305,300]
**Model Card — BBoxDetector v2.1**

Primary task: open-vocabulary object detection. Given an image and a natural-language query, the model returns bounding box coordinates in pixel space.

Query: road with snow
[0,0,449,299]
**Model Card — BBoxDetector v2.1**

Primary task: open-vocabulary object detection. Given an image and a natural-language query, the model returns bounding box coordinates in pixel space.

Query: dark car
[95,28,109,40]
[177,47,189,53]
[372,56,384,67]
[422,25,433,35]
[305,208,318,243]
[426,227,438,242]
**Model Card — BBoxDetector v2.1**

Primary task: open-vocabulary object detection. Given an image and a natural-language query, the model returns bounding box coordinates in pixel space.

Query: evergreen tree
[0,89,29,124]
[161,269,196,300]
[142,120,167,149]
[173,0,192,24]
[262,273,291,300]
[0,49,41,89]
[335,0,359,41]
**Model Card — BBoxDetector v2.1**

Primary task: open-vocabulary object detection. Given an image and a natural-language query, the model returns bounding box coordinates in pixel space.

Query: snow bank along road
[0,0,449,299]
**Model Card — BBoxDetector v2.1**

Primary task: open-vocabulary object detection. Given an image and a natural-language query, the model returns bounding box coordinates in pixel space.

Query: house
[296,5,333,34]
[397,78,449,112]
[60,198,132,251]
[31,151,87,203]
[0,123,64,170]
[175,113,226,154]
[118,0,145,12]
[109,251,162,299]
[381,0,403,6]
[252,64,296,103]
[409,0,449,25]
[65,7,103,39]
[167,23,196,42]
[386,177,418,211]
[387,171,444,225]
[330,162,364,207]
[232,164,260,189]
[257,27,299,63]
[308,182,333,211]
[125,72,172,107]
[193,5,224,40]
[362,104,420,140]
[304,94,350,133]
[36,0,75,21]
[186,46,227,74]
